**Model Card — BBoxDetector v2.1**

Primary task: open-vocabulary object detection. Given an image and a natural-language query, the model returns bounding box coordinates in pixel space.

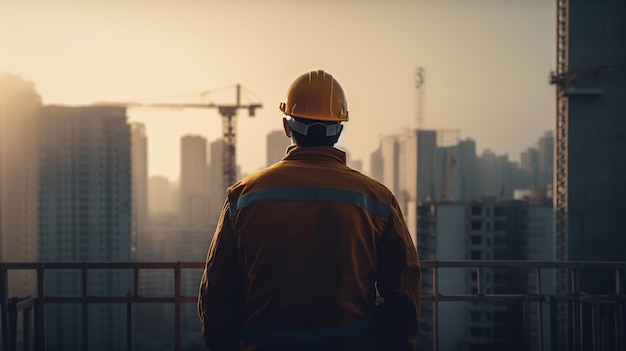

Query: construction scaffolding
[549,0,570,349]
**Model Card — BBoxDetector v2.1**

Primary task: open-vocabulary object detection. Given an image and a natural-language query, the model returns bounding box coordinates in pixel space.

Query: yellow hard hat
[279,70,349,122]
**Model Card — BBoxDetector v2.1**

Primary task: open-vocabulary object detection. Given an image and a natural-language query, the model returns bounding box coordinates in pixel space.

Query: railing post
[535,267,544,351]
[35,264,45,351]
[127,267,139,351]
[82,262,89,351]
[432,263,439,351]
[8,297,17,351]
[590,297,601,351]
[1,264,10,351]
[23,304,31,351]
[175,261,182,351]
[549,296,558,351]
[571,266,581,351]
[616,268,624,351]
[522,293,531,351]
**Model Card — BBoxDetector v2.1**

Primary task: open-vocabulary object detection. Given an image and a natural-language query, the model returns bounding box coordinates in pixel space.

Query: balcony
[1,261,624,351]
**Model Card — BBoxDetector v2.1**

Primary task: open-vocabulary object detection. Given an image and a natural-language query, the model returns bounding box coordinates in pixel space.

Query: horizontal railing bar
[420,260,626,269]
[3,260,625,270]
[1,262,205,270]
[423,294,626,302]
[38,294,626,304]
[43,296,199,304]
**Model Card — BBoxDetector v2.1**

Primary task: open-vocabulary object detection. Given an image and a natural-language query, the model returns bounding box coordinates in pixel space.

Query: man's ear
[282,118,292,138]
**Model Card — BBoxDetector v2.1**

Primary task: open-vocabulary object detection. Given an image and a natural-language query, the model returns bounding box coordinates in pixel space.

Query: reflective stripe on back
[229,187,389,218]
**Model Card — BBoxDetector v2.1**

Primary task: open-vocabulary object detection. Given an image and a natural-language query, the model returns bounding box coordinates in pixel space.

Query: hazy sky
[0,0,555,181]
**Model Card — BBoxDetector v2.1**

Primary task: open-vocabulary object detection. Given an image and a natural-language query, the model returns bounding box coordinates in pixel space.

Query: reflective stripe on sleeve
[240,316,375,344]
[229,187,390,218]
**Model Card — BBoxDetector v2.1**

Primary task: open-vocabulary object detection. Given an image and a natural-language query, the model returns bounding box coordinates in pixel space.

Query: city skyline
[1,1,624,349]
[0,0,555,180]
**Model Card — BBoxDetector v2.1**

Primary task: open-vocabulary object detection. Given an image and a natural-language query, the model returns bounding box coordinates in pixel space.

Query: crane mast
[551,0,569,267]
[218,84,261,188]
[549,0,570,349]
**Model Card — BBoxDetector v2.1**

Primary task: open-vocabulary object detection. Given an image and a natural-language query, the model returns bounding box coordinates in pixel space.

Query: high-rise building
[414,202,435,350]
[266,129,290,167]
[404,129,437,203]
[537,131,553,188]
[431,202,466,351]
[436,145,460,202]
[380,135,401,196]
[457,138,478,202]
[0,73,41,297]
[148,175,177,217]
[477,149,500,197]
[131,122,148,259]
[560,0,626,292]
[476,150,521,199]
[369,148,383,183]
[39,105,132,351]
[520,147,539,188]
[431,198,554,351]
[180,135,210,229]
[208,138,226,222]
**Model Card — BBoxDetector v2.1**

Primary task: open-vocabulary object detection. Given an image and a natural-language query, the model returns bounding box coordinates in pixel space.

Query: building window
[494,221,506,231]
[494,207,505,217]
[471,221,482,230]
[494,235,506,245]
[471,206,482,215]
[470,327,483,338]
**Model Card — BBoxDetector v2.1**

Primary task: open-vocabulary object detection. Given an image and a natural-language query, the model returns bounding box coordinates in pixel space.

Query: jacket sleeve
[375,195,421,351]
[198,199,241,351]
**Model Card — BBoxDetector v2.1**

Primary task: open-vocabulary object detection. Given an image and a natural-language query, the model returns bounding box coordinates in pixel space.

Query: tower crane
[97,84,262,189]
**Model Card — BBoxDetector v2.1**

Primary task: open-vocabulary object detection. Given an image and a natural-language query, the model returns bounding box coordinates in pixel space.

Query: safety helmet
[279,70,349,122]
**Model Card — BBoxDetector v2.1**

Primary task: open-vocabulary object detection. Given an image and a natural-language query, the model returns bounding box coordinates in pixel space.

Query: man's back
[229,146,391,332]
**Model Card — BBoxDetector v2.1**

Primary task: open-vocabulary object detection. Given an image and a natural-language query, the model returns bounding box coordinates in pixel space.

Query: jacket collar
[283,145,346,165]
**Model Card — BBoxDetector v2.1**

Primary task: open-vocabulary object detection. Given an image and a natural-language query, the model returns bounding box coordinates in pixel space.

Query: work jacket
[198,145,421,351]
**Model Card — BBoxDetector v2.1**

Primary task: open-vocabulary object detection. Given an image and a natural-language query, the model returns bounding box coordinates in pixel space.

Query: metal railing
[420,261,625,351]
[1,261,624,351]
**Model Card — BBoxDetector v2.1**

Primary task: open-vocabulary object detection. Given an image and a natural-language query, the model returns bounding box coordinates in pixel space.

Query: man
[198,70,421,351]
